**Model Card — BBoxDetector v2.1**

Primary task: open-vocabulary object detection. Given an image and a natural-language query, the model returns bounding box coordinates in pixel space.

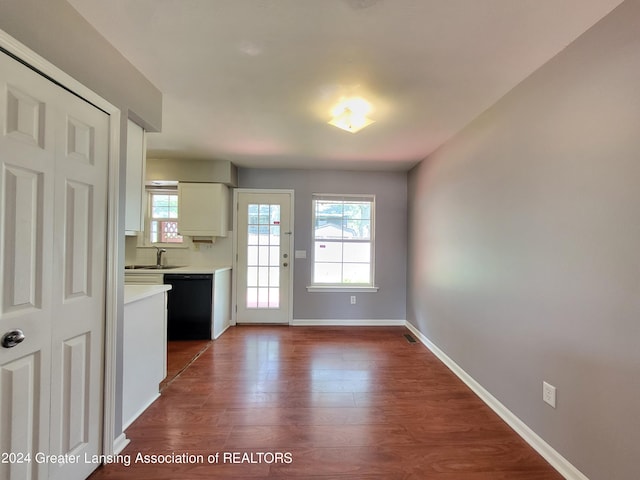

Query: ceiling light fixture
[328,97,375,133]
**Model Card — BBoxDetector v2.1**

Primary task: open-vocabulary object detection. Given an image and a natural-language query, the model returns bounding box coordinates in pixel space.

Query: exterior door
[236,191,293,324]
[0,50,108,480]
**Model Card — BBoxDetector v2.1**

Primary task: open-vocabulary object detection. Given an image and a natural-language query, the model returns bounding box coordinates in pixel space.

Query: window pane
[316,200,343,217]
[344,219,370,240]
[258,267,269,286]
[258,225,270,245]
[270,226,280,245]
[159,221,182,243]
[151,194,169,218]
[248,226,259,246]
[270,205,280,224]
[314,263,342,283]
[314,217,344,239]
[269,288,280,308]
[269,246,279,266]
[259,204,270,224]
[258,288,269,308]
[343,202,370,220]
[343,263,370,284]
[258,246,269,266]
[247,288,258,309]
[248,246,258,265]
[312,195,374,286]
[247,266,258,287]
[315,241,342,263]
[150,220,159,243]
[343,242,370,263]
[269,267,280,287]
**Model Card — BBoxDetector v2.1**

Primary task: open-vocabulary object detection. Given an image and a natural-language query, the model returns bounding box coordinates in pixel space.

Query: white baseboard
[213,323,232,339]
[112,433,130,455]
[122,393,161,431]
[404,322,588,480]
[291,319,406,326]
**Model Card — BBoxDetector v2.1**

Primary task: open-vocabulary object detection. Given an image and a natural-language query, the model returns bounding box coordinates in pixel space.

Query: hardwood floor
[160,339,212,391]
[89,326,563,479]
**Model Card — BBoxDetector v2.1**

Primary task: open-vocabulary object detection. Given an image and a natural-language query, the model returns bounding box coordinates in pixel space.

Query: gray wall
[240,168,407,321]
[0,0,163,442]
[407,2,640,479]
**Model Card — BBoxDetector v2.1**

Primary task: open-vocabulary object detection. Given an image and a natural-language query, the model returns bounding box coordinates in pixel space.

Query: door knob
[2,329,25,348]
[283,262,289,267]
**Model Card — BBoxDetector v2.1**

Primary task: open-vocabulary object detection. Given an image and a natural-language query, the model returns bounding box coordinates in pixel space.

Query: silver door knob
[2,329,25,348]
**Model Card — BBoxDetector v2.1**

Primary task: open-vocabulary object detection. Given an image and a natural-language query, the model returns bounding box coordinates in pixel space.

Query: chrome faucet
[155,246,167,267]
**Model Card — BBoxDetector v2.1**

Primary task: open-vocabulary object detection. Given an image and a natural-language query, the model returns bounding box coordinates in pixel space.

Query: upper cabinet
[125,119,146,234]
[178,182,229,237]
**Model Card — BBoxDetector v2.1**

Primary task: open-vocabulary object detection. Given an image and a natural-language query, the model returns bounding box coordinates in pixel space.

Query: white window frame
[307,193,378,293]
[139,187,189,248]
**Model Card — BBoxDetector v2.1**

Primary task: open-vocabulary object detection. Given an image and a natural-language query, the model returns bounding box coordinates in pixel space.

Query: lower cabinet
[122,287,169,429]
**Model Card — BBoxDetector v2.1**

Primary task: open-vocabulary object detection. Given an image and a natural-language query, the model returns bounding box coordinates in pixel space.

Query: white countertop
[124,265,232,275]
[124,284,172,305]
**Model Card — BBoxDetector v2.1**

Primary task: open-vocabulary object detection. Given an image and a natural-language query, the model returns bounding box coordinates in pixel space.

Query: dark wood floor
[160,339,212,391]
[89,326,562,479]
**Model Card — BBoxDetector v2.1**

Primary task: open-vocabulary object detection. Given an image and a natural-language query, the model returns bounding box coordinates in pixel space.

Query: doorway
[234,190,294,324]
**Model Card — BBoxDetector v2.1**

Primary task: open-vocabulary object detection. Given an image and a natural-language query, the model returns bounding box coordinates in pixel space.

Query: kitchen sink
[124,265,184,270]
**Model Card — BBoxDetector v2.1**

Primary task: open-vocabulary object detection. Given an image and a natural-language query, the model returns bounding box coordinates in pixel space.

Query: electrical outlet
[350,295,356,305]
[543,381,556,408]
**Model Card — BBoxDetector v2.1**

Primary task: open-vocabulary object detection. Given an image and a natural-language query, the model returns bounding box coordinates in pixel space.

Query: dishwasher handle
[164,274,213,281]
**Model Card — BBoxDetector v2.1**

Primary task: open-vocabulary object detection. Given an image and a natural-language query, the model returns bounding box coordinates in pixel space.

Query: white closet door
[0,49,109,480]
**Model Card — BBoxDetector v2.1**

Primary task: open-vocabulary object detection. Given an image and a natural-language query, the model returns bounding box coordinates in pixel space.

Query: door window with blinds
[312,194,375,286]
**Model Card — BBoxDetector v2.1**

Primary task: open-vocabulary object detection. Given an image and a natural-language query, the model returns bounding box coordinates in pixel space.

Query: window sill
[306,286,379,293]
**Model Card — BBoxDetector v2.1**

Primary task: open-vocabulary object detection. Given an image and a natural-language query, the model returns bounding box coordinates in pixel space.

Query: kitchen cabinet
[122,285,171,429]
[125,119,146,234]
[125,266,233,339]
[178,182,229,237]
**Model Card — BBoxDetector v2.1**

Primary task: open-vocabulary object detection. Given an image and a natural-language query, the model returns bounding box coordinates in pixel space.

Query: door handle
[283,262,289,267]
[2,329,25,348]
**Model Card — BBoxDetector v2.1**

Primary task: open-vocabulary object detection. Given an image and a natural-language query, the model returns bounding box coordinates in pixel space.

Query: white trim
[112,433,130,455]
[213,323,232,340]
[104,110,121,458]
[306,286,379,293]
[0,29,122,458]
[122,393,161,431]
[292,319,406,326]
[310,193,376,289]
[404,321,590,480]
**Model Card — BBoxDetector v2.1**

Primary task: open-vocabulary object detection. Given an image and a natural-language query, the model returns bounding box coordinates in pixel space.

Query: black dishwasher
[164,274,213,340]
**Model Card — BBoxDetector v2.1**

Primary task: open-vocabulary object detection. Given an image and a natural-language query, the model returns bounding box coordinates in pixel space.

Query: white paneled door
[236,191,293,324]
[0,50,108,480]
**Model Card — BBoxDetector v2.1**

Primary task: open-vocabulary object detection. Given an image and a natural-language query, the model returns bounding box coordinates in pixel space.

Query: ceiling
[67,0,623,171]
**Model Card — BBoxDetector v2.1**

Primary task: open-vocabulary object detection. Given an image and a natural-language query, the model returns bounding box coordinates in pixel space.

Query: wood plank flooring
[160,339,211,391]
[89,326,563,479]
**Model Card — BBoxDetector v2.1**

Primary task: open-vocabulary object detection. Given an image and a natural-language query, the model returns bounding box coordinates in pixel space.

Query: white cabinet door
[0,50,108,480]
[178,182,229,236]
[124,119,146,233]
